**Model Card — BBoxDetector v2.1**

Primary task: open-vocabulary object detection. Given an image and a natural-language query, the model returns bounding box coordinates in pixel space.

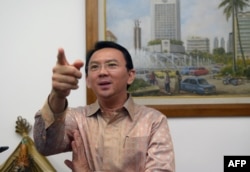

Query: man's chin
[97,91,113,99]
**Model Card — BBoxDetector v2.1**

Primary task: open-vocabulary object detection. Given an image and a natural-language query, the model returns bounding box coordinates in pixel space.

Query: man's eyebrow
[89,59,119,64]
[106,59,119,63]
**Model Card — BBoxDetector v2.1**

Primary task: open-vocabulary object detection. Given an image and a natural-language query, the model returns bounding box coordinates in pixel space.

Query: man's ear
[86,76,91,89]
[127,69,136,85]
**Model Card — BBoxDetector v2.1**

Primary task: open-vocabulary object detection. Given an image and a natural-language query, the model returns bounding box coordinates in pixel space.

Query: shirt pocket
[123,136,149,170]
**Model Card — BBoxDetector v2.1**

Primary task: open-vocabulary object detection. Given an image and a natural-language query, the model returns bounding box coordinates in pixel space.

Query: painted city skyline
[106,0,232,52]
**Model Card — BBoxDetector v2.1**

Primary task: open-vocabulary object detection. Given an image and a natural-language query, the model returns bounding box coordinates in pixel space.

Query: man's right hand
[49,48,84,113]
[52,48,84,98]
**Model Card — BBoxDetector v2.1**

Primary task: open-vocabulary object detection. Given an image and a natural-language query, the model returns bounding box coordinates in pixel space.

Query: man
[165,71,171,95]
[33,41,175,172]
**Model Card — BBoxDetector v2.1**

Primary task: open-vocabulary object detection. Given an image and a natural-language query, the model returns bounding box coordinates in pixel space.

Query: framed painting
[85,0,250,117]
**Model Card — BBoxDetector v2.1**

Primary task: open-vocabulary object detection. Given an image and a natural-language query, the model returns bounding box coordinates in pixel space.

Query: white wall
[1,1,250,172]
[168,117,250,172]
[0,0,85,171]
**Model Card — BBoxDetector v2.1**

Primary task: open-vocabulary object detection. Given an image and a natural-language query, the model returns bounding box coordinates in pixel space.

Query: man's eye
[107,62,118,68]
[90,64,99,70]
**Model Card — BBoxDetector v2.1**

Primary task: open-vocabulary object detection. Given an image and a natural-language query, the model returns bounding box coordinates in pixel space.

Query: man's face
[86,48,135,99]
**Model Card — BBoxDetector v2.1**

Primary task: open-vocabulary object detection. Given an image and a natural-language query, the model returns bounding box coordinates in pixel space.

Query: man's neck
[98,93,128,112]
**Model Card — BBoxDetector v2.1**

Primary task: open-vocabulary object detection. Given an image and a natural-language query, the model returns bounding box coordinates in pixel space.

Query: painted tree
[218,0,249,71]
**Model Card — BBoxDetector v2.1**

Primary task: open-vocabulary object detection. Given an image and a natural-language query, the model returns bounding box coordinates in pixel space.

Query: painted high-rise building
[106,30,117,42]
[220,37,225,50]
[214,37,219,49]
[237,11,250,58]
[186,36,210,53]
[150,0,181,41]
[134,20,141,50]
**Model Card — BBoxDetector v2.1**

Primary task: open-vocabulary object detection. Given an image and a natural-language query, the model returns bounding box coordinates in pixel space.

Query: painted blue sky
[106,0,236,52]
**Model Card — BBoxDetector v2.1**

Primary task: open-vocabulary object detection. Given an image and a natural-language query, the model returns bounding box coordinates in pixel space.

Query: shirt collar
[87,94,135,121]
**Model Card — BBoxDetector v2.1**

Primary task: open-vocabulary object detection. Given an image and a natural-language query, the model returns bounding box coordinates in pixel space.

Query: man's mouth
[98,81,111,89]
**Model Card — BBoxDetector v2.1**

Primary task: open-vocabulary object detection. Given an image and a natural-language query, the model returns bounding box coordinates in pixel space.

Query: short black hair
[85,41,134,75]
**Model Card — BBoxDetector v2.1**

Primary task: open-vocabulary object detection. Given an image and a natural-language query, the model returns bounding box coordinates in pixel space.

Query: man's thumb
[64,159,73,170]
[73,60,84,70]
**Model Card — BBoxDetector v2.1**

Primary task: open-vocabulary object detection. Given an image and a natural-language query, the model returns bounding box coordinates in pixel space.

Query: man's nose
[99,64,109,73]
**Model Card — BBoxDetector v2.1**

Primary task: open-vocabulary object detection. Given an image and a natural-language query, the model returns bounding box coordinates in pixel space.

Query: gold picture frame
[85,0,250,117]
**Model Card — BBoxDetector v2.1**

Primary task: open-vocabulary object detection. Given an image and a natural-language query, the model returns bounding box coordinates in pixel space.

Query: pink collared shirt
[34,95,175,172]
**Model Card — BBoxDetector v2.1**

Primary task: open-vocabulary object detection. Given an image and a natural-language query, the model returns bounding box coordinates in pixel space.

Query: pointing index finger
[57,48,69,65]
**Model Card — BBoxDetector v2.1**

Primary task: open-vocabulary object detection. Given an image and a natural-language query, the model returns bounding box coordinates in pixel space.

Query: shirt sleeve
[145,115,175,172]
[41,98,67,128]
[33,99,71,156]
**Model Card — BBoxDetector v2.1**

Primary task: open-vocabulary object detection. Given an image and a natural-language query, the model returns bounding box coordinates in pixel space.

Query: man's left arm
[145,116,175,172]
